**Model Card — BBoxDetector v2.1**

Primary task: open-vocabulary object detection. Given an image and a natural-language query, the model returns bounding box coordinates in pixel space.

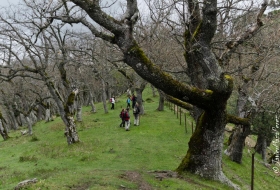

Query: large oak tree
[50,0,269,188]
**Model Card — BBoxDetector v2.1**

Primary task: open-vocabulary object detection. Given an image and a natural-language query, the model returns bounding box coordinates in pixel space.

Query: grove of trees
[1,0,280,189]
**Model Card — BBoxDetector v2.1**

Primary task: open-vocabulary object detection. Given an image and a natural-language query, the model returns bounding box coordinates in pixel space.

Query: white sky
[2,0,21,7]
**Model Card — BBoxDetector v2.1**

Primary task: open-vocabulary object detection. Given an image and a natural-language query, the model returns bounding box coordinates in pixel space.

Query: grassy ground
[0,87,280,190]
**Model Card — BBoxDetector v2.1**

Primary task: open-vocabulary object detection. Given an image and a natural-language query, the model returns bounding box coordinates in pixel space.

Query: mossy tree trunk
[64,89,80,144]
[44,77,80,144]
[63,0,267,187]
[177,108,230,182]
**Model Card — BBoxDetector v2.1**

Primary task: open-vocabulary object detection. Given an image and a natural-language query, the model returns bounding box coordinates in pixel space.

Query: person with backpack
[133,102,140,126]
[124,108,130,131]
[119,108,125,127]
[131,94,137,108]
[126,96,131,108]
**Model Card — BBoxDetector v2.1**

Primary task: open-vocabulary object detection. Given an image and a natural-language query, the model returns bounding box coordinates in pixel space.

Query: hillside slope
[0,88,279,190]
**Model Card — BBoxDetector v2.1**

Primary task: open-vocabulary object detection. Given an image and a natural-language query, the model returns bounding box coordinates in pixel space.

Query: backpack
[119,112,124,118]
[124,111,130,120]
[110,98,112,103]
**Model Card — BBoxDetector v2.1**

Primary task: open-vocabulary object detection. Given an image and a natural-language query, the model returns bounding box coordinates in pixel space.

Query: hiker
[110,96,115,110]
[133,102,140,126]
[119,108,125,127]
[131,94,137,108]
[124,108,130,131]
[126,96,131,108]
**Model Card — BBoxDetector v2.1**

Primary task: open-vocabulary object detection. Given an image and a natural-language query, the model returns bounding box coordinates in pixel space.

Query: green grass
[0,87,280,190]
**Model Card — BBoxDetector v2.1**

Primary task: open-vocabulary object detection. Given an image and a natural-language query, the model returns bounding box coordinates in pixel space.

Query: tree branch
[219,1,268,63]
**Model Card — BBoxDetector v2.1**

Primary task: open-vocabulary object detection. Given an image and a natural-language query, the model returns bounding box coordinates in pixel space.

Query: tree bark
[9,110,19,130]
[151,85,157,97]
[44,78,80,144]
[76,94,82,122]
[226,125,251,163]
[175,91,239,189]
[226,85,251,163]
[0,119,9,140]
[26,116,33,135]
[157,89,165,111]
[255,135,267,161]
[89,91,96,113]
[44,101,53,122]
[64,89,80,144]
[135,81,147,115]
[101,79,108,113]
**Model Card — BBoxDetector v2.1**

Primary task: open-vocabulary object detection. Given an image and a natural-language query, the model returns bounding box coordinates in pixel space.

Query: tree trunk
[75,94,82,122]
[36,105,44,121]
[63,89,80,144]
[44,79,80,144]
[9,111,19,130]
[255,135,267,161]
[101,79,108,113]
[0,120,9,140]
[226,125,251,163]
[151,85,157,97]
[26,116,32,135]
[135,81,147,115]
[176,107,239,189]
[226,85,251,163]
[30,111,37,124]
[45,101,53,122]
[157,89,165,111]
[89,91,96,113]
[45,108,51,122]
[20,113,27,127]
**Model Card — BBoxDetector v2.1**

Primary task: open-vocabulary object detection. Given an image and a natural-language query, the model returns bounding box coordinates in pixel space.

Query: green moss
[64,92,77,117]
[66,92,76,106]
[226,114,250,127]
[205,89,213,94]
[176,112,205,173]
[190,21,202,43]
[224,74,234,92]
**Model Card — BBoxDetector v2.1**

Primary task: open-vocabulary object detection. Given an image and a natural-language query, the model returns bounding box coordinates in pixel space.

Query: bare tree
[47,0,269,188]
[0,1,81,144]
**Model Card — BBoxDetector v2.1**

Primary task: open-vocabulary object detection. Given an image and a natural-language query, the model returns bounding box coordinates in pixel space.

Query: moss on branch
[127,41,214,109]
[166,95,194,111]
[227,114,250,127]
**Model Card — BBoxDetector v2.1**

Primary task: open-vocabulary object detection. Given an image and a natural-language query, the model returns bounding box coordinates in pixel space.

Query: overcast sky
[2,0,21,7]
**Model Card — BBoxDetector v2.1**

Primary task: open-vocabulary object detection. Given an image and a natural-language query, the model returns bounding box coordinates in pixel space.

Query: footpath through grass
[1,87,280,190]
